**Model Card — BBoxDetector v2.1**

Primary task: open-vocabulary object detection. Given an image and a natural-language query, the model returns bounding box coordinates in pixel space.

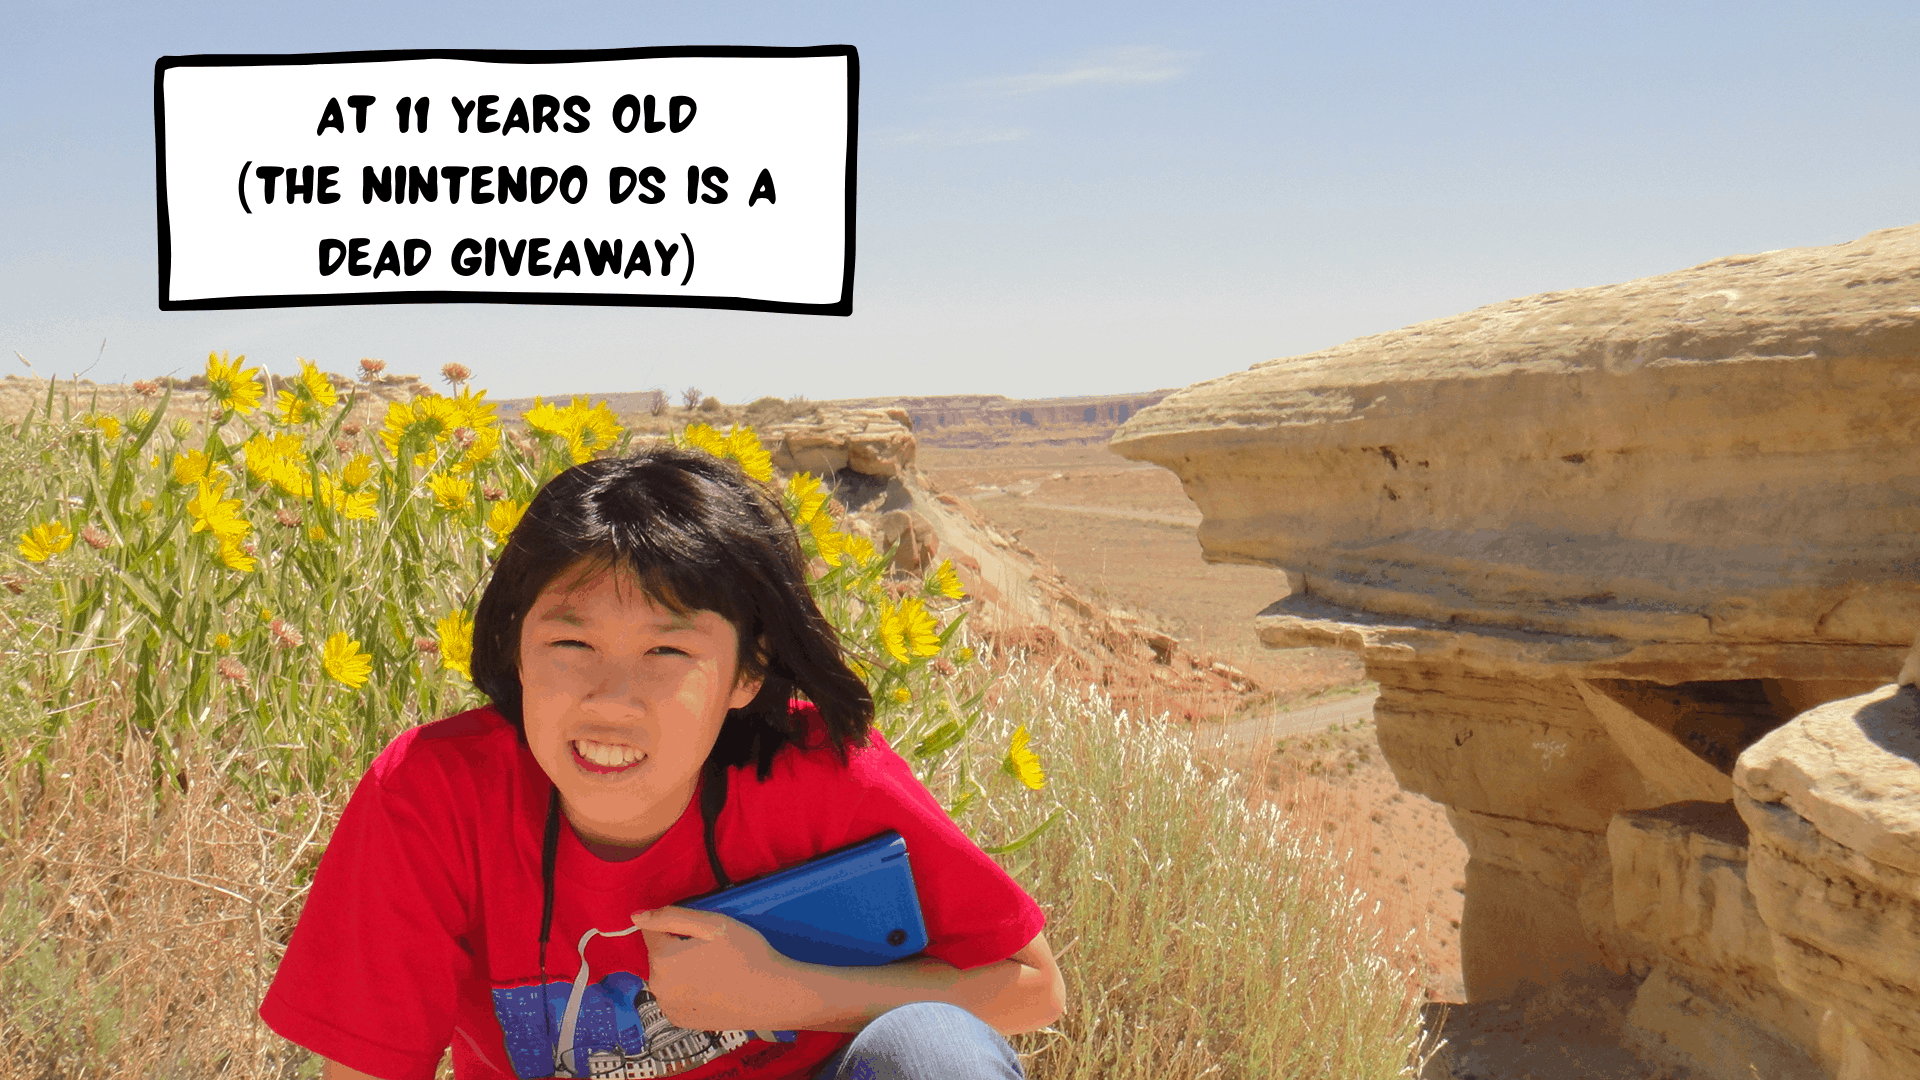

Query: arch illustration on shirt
[491,975,752,1078]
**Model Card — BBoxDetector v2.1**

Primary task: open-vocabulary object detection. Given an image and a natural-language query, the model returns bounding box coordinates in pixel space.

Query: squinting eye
[649,645,687,657]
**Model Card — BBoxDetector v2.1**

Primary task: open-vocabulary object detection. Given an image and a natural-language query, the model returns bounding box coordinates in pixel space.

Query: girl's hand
[632,906,820,1032]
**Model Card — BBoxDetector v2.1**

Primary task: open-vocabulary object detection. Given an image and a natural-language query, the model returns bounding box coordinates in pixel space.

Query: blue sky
[4,2,1917,402]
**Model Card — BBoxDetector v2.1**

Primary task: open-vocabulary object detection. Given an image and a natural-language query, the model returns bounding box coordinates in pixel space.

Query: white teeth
[574,740,641,768]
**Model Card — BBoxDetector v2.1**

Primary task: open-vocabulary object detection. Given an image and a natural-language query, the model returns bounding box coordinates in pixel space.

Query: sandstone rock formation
[762,408,917,479]
[1111,223,1920,1079]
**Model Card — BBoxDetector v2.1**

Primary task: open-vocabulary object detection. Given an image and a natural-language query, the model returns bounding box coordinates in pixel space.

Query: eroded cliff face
[1112,223,1920,1080]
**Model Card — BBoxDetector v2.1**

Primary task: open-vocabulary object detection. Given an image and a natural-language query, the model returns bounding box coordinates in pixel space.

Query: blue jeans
[812,1002,1025,1080]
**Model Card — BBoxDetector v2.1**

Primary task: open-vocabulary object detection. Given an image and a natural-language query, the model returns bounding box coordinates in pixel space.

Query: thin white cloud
[872,122,1035,147]
[966,46,1193,97]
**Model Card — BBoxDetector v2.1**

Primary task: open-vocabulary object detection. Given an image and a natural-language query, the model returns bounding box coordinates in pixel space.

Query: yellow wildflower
[317,475,377,520]
[308,524,326,541]
[566,399,623,463]
[340,453,374,490]
[487,500,527,543]
[137,498,154,515]
[171,450,212,486]
[724,426,773,482]
[524,396,625,463]
[680,421,726,458]
[429,473,473,512]
[82,414,121,439]
[891,686,911,704]
[170,418,194,440]
[243,432,310,497]
[880,597,941,664]
[786,472,829,525]
[1003,726,1046,790]
[214,633,232,650]
[681,422,772,480]
[845,534,877,565]
[926,559,966,600]
[448,386,499,431]
[957,646,975,664]
[436,610,474,680]
[275,358,339,425]
[215,538,256,573]
[17,522,74,563]
[810,516,848,567]
[132,407,153,428]
[521,396,570,438]
[451,425,501,472]
[186,478,249,541]
[320,631,372,688]
[380,395,459,454]
[205,352,265,415]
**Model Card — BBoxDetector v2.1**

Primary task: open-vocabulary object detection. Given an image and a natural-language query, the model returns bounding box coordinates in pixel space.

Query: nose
[577,655,651,720]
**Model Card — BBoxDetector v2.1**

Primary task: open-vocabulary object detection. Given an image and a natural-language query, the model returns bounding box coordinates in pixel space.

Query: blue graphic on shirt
[492,975,750,1078]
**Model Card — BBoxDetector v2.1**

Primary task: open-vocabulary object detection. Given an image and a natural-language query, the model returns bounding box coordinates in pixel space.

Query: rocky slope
[1112,223,1920,1079]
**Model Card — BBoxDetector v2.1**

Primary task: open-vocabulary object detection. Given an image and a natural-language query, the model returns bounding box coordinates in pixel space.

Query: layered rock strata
[1112,224,1920,1079]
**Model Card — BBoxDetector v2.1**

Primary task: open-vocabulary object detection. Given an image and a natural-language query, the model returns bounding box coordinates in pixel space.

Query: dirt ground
[925,437,1674,1080]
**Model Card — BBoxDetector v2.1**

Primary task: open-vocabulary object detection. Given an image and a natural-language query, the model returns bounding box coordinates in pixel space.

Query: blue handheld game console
[681,830,928,967]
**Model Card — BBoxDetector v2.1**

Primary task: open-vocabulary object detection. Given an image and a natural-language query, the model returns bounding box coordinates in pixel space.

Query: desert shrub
[699,394,722,413]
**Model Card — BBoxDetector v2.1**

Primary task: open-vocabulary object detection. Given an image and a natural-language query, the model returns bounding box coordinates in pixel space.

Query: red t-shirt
[261,704,1046,1080]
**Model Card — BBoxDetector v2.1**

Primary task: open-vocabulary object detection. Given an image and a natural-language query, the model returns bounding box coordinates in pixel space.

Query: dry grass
[956,663,1441,1080]
[0,684,334,1078]
[0,654,1440,1080]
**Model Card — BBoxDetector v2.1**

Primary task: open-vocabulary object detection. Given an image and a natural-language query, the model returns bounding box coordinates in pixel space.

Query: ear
[727,634,770,711]
[727,672,764,712]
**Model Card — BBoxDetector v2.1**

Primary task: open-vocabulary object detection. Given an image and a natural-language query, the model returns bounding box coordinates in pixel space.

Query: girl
[261,446,1065,1080]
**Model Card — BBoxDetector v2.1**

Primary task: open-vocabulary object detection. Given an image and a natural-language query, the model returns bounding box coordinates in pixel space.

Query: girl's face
[517,565,761,855]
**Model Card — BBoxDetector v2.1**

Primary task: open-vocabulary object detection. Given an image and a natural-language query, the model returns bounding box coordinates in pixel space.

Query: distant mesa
[827,392,1173,448]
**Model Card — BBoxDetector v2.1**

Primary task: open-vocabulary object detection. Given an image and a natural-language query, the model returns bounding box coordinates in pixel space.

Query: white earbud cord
[554,923,641,1077]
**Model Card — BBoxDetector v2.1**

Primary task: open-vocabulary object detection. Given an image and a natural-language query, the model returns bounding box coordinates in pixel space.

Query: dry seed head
[441,362,473,386]
[359,358,387,378]
[481,484,505,501]
[1,574,24,595]
[415,636,440,654]
[132,379,160,396]
[333,437,354,455]
[274,507,302,528]
[450,426,477,450]
[269,619,304,650]
[341,421,363,436]
[80,524,111,550]
[216,656,250,687]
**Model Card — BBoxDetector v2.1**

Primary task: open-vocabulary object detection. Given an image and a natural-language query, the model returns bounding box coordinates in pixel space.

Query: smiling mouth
[571,739,644,774]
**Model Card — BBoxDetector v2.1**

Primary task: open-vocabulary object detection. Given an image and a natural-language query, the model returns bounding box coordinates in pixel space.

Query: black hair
[470,446,874,778]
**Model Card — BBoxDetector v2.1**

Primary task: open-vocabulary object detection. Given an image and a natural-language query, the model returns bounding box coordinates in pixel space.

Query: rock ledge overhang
[1111,224,1920,674]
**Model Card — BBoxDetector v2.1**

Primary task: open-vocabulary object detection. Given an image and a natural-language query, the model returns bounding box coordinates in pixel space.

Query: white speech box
[155,47,857,314]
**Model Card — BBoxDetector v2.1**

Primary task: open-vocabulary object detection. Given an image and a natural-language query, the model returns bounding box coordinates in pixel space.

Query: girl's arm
[635,908,1066,1036]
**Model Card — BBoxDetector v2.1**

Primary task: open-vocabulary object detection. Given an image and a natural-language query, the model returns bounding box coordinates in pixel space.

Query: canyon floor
[920,439,1674,1080]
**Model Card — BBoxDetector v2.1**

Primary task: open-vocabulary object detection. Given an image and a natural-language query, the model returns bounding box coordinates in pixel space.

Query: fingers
[631,905,728,941]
